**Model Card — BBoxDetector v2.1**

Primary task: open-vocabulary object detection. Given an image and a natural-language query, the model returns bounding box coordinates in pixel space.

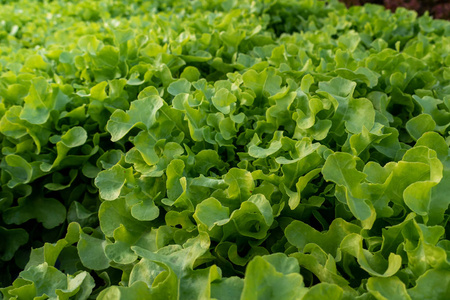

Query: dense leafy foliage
[340,0,450,20]
[1,0,450,299]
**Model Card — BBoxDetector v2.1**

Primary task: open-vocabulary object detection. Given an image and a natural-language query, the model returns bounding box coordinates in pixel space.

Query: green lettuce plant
[1,0,449,299]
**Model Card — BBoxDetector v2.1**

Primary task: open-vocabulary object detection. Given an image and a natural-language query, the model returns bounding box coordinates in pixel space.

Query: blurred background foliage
[340,0,450,20]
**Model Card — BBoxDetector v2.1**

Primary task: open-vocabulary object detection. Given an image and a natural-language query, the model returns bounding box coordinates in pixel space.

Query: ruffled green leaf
[106,96,164,142]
